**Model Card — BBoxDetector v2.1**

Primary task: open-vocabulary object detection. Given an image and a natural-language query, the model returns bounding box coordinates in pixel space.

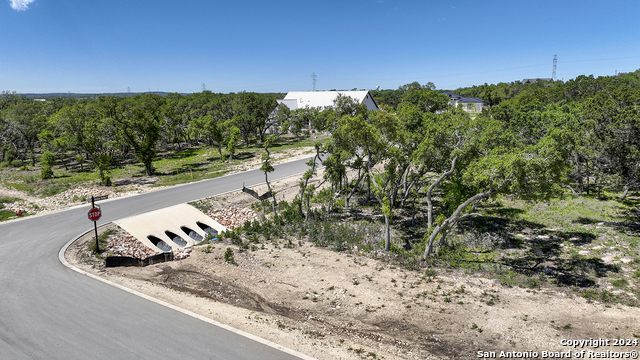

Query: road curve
[0,158,313,360]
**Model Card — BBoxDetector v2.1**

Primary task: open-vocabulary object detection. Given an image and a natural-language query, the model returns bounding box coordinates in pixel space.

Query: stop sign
[88,207,102,222]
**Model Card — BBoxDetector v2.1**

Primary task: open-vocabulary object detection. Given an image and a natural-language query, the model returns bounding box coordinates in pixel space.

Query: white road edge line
[58,227,317,360]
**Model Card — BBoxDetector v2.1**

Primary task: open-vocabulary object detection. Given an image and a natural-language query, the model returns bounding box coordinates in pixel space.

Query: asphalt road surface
[0,158,313,360]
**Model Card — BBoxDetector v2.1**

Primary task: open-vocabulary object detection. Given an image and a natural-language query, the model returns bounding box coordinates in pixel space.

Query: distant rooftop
[277,91,378,111]
[442,91,484,103]
[521,78,553,84]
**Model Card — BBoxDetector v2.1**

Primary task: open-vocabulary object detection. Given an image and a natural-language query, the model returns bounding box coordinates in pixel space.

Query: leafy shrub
[40,183,70,197]
[277,199,303,223]
[87,229,115,253]
[228,230,243,246]
[3,148,16,165]
[582,289,618,303]
[611,278,629,288]
[224,248,236,265]
[498,271,544,289]
[40,151,56,179]
[424,268,438,277]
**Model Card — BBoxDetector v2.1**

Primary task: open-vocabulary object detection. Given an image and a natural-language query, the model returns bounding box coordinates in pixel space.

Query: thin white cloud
[9,0,36,11]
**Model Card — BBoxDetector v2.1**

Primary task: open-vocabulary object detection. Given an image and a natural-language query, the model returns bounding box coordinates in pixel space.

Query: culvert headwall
[114,203,227,253]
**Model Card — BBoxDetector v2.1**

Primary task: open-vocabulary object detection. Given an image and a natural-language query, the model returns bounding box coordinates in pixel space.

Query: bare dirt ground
[65,175,640,360]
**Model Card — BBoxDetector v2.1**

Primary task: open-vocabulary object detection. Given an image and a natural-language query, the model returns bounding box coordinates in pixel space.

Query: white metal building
[276,91,379,111]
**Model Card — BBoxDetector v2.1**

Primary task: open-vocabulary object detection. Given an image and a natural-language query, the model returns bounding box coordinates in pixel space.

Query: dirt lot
[65,176,640,360]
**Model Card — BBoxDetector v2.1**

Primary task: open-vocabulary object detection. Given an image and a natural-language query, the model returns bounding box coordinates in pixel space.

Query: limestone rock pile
[173,247,193,260]
[206,207,257,229]
[50,186,134,205]
[107,234,158,259]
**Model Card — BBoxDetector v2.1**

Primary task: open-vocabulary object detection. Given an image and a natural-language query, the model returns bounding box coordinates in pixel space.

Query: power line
[561,55,640,64]
[321,55,640,83]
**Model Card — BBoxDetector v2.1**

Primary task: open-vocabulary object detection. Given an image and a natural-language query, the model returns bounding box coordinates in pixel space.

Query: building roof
[442,91,484,103]
[277,91,378,111]
[522,78,553,84]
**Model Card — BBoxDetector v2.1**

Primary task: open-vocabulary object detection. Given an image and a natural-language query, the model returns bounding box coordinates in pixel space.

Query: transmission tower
[552,55,557,81]
[202,83,206,91]
[312,72,317,91]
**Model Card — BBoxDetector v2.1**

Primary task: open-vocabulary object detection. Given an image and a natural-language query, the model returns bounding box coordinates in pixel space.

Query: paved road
[0,158,312,360]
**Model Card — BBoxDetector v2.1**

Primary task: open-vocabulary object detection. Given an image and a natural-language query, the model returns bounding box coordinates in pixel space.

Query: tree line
[0,91,285,184]
[304,71,639,257]
[2,70,639,256]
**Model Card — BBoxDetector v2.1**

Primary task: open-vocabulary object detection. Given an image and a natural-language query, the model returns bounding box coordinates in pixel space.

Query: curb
[59,224,317,360]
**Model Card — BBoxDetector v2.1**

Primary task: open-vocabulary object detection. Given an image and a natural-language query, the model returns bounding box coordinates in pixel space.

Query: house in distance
[442,91,485,113]
[522,78,553,84]
[276,90,379,112]
[272,91,380,133]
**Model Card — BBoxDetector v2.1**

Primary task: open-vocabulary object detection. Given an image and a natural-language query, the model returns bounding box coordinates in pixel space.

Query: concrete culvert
[147,236,172,252]
[180,226,203,242]
[196,221,218,237]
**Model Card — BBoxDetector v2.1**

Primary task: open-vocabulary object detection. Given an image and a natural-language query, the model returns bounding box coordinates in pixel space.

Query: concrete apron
[114,203,226,253]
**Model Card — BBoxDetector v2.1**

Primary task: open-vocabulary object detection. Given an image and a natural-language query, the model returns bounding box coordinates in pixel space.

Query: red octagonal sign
[88,207,102,222]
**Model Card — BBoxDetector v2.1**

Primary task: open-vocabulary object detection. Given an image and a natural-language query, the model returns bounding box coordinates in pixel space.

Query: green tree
[108,94,164,176]
[190,114,225,160]
[330,109,406,251]
[161,93,191,148]
[259,107,293,217]
[52,101,118,185]
[400,87,449,113]
[231,92,276,145]
[225,124,241,161]
[422,115,571,257]
[2,100,52,165]
[297,142,323,219]
[260,135,278,216]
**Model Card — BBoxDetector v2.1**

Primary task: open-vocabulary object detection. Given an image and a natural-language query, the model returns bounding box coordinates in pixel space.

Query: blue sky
[2,0,640,94]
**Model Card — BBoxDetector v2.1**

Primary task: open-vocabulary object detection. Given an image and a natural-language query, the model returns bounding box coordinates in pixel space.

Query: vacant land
[67,176,640,360]
[5,131,638,359]
[0,139,318,218]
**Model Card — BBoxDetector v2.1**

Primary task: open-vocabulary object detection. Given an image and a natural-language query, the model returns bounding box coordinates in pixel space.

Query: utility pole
[552,55,557,81]
[312,72,317,91]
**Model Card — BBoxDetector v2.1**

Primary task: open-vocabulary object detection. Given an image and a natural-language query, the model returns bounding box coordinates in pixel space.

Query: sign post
[87,194,108,203]
[88,196,102,253]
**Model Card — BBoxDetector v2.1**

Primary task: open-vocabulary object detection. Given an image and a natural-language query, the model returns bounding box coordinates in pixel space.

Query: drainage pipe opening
[180,226,203,242]
[164,231,187,247]
[147,236,172,252]
[196,221,218,237]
